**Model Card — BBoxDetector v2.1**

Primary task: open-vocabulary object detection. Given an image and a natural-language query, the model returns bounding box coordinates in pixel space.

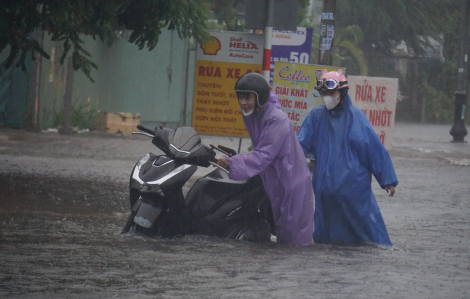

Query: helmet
[314,69,349,100]
[314,69,348,91]
[234,72,270,107]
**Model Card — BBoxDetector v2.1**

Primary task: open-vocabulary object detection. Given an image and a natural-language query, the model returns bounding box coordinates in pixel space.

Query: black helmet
[234,72,270,107]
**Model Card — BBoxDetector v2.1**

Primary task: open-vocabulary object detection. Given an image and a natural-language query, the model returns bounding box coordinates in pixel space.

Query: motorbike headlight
[136,153,151,168]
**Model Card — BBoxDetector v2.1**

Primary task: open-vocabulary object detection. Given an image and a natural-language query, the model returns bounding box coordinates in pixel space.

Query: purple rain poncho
[226,92,314,245]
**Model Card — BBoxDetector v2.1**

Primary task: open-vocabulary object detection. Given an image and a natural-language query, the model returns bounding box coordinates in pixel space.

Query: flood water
[0,173,382,298]
[1,124,470,298]
[1,171,469,299]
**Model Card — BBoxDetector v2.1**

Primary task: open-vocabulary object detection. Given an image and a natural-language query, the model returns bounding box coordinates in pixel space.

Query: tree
[336,0,442,56]
[0,0,210,81]
[210,0,311,31]
[334,0,470,124]
[210,0,245,31]
[333,25,368,76]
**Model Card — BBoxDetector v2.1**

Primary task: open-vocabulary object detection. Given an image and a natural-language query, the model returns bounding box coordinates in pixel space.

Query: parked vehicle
[121,125,274,242]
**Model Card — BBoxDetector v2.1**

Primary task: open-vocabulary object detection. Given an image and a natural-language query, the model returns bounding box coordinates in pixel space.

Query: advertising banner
[348,76,398,149]
[192,32,264,137]
[272,62,344,134]
[253,27,313,83]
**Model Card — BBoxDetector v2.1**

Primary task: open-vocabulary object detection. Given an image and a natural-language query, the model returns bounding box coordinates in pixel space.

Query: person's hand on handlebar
[217,157,230,170]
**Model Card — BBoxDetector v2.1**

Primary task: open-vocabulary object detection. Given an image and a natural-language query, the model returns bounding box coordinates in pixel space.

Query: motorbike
[121,124,275,242]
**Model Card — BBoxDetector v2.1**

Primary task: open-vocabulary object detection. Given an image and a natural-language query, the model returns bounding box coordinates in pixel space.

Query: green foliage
[421,85,454,124]
[336,0,442,56]
[210,0,311,31]
[53,99,97,130]
[333,0,468,124]
[396,79,454,124]
[332,26,368,76]
[211,0,245,31]
[296,0,311,27]
[1,0,210,81]
[121,0,210,50]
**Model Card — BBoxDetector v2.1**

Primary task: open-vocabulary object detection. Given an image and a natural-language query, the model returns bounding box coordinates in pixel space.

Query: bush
[421,85,454,124]
[53,100,97,130]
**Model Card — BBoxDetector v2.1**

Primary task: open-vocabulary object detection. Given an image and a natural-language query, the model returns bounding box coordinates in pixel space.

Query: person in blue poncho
[297,69,398,246]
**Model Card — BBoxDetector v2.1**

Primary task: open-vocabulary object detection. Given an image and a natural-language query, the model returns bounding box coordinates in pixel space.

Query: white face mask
[322,94,340,110]
[242,108,255,116]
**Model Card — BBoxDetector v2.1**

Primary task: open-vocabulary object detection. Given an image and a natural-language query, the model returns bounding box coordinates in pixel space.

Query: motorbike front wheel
[121,211,136,234]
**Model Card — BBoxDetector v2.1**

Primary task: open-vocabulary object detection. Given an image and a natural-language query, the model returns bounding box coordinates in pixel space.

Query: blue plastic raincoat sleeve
[226,116,288,181]
[297,108,320,155]
[350,117,399,188]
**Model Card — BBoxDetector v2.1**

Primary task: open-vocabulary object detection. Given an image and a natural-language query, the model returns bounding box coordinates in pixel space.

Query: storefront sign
[348,76,398,149]
[272,62,343,134]
[253,27,313,83]
[192,32,264,137]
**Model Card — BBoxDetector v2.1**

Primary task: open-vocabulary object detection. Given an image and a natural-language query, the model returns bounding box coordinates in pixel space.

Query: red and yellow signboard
[272,62,343,134]
[192,32,264,137]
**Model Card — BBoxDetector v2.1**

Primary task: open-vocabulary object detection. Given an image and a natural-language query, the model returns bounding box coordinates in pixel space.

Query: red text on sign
[369,108,392,127]
[355,81,387,102]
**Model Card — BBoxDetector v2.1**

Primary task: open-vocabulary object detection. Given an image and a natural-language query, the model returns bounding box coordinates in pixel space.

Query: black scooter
[121,125,275,242]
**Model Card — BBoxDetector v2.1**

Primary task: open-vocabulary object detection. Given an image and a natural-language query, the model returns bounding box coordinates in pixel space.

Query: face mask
[242,108,255,116]
[322,94,340,110]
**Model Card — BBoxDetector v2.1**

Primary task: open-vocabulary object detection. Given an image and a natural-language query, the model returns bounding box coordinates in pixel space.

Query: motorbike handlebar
[137,124,154,136]
[209,161,229,174]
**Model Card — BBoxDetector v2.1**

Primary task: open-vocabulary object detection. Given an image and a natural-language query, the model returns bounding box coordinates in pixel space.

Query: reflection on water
[0,173,443,299]
[0,174,327,297]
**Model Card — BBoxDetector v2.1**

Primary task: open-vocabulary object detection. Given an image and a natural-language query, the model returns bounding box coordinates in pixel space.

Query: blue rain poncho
[297,94,398,246]
[226,92,314,245]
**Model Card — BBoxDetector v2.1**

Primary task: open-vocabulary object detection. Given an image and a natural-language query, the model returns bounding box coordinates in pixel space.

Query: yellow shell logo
[200,36,221,55]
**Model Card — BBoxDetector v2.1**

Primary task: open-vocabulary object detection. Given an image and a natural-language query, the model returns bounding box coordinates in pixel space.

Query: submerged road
[0,123,469,298]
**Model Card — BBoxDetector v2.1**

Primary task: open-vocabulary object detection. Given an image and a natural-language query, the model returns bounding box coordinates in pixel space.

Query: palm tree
[332,25,369,76]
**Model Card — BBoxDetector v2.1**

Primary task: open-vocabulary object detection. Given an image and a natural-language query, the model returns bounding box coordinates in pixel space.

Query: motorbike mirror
[218,145,237,157]
[210,144,230,156]
[137,124,154,135]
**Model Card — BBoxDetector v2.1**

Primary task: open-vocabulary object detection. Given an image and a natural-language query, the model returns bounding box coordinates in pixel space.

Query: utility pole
[450,0,469,142]
[27,5,44,132]
[59,56,74,135]
[245,0,298,81]
[27,30,43,132]
[263,0,274,81]
[317,0,337,66]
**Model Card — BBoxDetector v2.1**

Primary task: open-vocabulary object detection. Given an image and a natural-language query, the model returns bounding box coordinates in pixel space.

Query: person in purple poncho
[217,72,314,245]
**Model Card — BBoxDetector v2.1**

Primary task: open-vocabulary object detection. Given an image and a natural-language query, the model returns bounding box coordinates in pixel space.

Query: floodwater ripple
[1,170,469,299]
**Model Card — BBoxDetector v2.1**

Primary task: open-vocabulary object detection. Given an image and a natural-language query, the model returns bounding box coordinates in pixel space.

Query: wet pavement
[1,123,470,298]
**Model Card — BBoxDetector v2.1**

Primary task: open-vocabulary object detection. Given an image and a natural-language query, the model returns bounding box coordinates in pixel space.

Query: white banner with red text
[348,76,398,149]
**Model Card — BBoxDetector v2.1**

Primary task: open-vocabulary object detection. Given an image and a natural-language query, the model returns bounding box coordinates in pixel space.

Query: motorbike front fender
[134,202,162,228]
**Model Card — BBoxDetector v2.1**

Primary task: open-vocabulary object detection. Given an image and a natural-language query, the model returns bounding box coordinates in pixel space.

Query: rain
[1,0,470,298]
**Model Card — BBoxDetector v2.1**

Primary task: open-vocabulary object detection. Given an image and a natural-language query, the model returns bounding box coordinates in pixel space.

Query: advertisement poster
[272,62,344,134]
[348,76,398,149]
[253,27,313,83]
[192,32,264,137]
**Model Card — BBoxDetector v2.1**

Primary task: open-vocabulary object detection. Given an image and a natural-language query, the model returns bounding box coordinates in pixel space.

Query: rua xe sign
[192,32,264,137]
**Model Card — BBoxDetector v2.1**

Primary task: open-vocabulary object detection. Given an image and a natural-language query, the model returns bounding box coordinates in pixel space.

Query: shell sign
[200,36,222,55]
[192,31,264,137]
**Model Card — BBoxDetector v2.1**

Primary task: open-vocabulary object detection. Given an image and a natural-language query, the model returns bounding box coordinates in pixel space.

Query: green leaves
[1,0,210,80]
[336,0,442,56]
[118,0,209,52]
